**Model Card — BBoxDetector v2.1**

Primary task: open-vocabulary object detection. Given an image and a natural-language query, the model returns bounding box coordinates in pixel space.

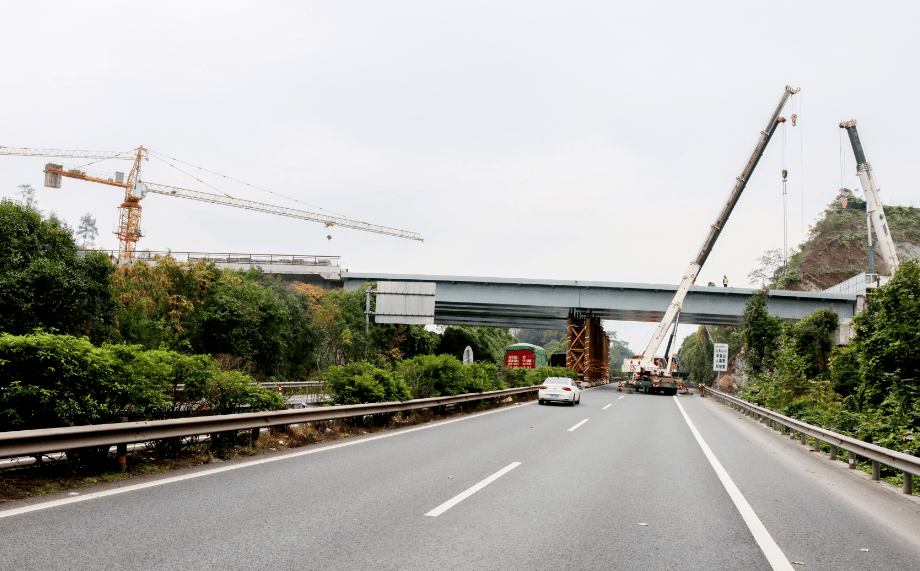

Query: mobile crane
[839,121,900,279]
[624,85,800,395]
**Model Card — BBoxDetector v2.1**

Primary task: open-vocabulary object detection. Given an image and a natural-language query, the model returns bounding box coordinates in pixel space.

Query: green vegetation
[0,332,285,432]
[0,199,117,343]
[437,326,516,364]
[735,260,920,457]
[322,361,412,405]
[1,198,626,471]
[678,326,741,387]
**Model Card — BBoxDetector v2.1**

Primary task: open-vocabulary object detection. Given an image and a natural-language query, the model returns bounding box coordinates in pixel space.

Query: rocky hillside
[777,191,920,292]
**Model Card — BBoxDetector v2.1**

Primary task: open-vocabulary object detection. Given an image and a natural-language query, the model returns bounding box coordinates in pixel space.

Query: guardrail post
[904,451,914,495]
[813,438,821,452]
[801,431,807,446]
[117,416,128,472]
[871,442,880,480]
[251,427,261,446]
[117,442,128,472]
[829,444,837,461]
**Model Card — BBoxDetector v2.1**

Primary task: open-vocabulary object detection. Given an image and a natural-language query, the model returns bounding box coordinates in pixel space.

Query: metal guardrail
[702,387,918,495]
[172,381,323,390]
[261,381,322,389]
[0,386,539,459]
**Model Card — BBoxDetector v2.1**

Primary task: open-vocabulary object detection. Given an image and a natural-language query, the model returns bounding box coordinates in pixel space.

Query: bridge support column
[567,312,609,383]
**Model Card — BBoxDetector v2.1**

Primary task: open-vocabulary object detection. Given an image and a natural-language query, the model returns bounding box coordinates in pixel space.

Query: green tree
[76,213,99,249]
[741,289,783,375]
[855,259,920,411]
[189,270,290,372]
[678,325,740,386]
[110,256,221,351]
[784,308,838,379]
[829,343,861,398]
[16,184,38,211]
[437,326,516,364]
[608,331,633,372]
[0,199,117,343]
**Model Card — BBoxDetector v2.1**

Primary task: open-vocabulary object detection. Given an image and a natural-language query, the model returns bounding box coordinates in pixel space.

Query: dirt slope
[780,194,920,292]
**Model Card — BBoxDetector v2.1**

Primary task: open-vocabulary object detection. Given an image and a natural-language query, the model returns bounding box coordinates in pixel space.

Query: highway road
[2,385,919,570]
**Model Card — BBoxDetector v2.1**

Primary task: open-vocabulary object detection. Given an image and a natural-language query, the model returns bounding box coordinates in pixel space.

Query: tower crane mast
[624,85,799,394]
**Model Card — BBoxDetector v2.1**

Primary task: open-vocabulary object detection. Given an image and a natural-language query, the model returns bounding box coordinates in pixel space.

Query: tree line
[0,199,584,436]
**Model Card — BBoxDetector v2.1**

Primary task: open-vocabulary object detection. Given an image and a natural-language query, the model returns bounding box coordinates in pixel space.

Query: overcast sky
[2,2,917,354]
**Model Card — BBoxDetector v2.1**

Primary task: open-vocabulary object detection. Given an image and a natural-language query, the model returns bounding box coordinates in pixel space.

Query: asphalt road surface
[2,385,919,570]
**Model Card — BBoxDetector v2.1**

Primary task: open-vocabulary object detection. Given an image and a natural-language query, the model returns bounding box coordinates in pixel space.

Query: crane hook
[791,113,797,126]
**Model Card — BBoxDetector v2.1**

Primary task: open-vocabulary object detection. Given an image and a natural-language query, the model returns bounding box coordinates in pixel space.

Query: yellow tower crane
[0,146,424,263]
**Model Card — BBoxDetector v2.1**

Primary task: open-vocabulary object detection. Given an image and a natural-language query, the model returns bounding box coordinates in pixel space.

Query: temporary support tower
[567,312,610,383]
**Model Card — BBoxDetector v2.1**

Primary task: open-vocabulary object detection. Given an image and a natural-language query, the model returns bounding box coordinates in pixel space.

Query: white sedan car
[538,377,581,406]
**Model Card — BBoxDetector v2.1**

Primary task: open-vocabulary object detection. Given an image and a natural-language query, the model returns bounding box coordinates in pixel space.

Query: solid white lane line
[618,396,625,400]
[602,404,612,410]
[0,402,535,520]
[567,419,589,432]
[673,397,793,571]
[424,462,521,517]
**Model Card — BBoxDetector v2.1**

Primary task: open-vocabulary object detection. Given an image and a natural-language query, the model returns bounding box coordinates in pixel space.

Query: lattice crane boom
[0,147,138,160]
[140,181,424,241]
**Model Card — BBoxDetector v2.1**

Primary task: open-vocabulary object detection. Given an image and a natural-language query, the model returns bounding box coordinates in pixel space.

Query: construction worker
[723,275,728,288]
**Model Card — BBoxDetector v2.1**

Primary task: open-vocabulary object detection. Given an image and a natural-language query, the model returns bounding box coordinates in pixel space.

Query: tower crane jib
[0,145,424,262]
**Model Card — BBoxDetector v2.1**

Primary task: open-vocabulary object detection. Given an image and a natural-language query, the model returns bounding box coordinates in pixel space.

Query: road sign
[713,343,728,372]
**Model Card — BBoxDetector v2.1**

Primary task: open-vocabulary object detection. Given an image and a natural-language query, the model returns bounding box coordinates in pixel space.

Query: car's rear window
[544,378,570,385]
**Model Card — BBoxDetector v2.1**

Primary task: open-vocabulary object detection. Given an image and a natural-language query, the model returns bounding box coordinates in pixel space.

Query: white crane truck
[839,120,901,278]
[624,86,800,395]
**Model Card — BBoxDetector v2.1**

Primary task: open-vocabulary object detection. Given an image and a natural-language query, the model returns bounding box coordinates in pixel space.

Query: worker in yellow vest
[723,275,728,288]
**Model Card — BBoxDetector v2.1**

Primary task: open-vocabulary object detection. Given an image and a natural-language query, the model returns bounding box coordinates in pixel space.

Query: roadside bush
[460,362,504,393]
[324,361,411,405]
[0,332,284,432]
[397,354,466,398]
[204,370,286,414]
[0,332,168,431]
[500,367,529,388]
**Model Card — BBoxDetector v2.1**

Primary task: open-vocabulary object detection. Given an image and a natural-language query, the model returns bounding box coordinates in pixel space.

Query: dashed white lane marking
[0,402,535,520]
[673,397,793,571]
[618,396,625,400]
[602,404,612,410]
[424,462,521,517]
[567,419,589,432]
